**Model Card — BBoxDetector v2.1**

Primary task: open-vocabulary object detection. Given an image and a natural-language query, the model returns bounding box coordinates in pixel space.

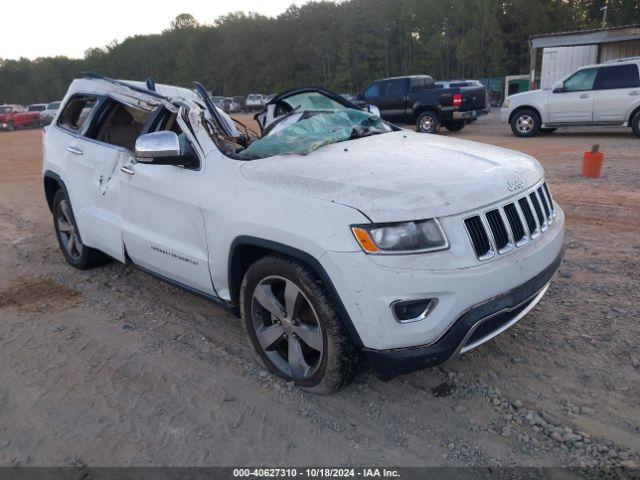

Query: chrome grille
[464,182,556,260]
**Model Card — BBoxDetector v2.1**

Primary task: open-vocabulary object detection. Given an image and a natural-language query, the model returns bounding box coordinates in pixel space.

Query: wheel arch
[628,105,640,125]
[43,170,67,213]
[509,105,541,125]
[227,236,364,347]
[413,105,440,123]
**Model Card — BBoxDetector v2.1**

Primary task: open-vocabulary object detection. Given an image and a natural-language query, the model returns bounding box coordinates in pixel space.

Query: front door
[376,78,407,122]
[120,107,215,295]
[547,67,597,124]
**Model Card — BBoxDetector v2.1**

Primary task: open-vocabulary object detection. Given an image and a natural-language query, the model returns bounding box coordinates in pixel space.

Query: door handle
[66,146,83,155]
[120,165,135,175]
[579,94,590,99]
[630,91,639,96]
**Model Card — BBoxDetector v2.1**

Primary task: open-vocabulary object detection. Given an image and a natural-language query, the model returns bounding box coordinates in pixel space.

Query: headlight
[502,98,510,109]
[351,219,448,254]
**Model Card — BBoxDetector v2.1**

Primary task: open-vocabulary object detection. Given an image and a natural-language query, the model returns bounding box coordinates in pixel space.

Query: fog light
[391,298,437,323]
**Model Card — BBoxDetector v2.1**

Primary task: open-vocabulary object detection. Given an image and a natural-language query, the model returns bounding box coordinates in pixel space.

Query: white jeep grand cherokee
[502,58,640,138]
[43,75,565,393]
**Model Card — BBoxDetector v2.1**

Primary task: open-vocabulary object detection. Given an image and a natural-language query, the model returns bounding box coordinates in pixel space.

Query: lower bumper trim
[362,248,564,377]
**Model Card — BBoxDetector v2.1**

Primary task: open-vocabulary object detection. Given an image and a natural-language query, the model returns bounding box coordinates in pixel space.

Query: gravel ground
[0,112,638,472]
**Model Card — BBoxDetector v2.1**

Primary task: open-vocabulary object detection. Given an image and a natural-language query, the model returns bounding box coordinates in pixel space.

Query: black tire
[6,121,14,132]
[416,111,438,134]
[632,113,640,139]
[444,122,465,132]
[540,128,557,133]
[510,109,540,137]
[240,254,358,393]
[52,189,109,270]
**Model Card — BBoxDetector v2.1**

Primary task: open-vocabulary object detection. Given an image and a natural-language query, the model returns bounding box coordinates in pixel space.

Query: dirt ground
[0,112,638,470]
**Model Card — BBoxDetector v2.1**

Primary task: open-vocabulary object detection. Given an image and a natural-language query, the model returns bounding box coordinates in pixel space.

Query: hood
[240,131,543,223]
[507,88,549,102]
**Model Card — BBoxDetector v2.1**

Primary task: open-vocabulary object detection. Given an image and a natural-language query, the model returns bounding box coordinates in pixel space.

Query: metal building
[529,24,640,89]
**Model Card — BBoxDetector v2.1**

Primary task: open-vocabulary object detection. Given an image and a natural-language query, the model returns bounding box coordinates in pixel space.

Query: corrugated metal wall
[540,40,640,89]
[599,40,640,62]
[541,45,597,89]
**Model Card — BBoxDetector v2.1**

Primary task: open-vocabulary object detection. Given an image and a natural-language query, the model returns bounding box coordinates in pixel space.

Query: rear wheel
[444,122,465,132]
[632,113,640,139]
[240,254,358,393]
[52,190,109,270]
[510,109,540,137]
[416,111,438,134]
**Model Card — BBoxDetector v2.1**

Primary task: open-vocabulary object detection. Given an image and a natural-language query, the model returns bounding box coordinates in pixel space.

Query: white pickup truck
[42,75,565,392]
[502,58,640,138]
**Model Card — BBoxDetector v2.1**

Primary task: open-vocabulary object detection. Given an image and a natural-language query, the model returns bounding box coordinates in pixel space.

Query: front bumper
[362,248,563,377]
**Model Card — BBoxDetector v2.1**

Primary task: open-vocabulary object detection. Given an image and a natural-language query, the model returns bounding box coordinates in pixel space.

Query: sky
[2,0,312,60]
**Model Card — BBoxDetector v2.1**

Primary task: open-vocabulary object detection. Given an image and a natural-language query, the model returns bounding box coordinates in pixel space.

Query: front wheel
[240,255,358,393]
[510,109,540,137]
[416,111,438,134]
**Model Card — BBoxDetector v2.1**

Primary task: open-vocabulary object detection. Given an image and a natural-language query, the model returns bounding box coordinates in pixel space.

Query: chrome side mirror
[365,104,381,117]
[135,131,180,162]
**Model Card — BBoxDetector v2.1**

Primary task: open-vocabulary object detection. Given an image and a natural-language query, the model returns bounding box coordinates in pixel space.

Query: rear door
[593,64,640,123]
[548,68,597,123]
[55,94,127,261]
[120,106,215,295]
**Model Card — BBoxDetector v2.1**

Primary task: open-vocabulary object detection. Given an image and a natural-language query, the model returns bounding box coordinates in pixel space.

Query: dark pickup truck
[357,75,488,133]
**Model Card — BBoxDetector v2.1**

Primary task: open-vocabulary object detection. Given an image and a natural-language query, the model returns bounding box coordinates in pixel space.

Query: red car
[0,104,42,130]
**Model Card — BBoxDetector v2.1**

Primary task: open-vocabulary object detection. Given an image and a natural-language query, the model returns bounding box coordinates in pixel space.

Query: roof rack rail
[81,72,169,100]
[605,56,640,64]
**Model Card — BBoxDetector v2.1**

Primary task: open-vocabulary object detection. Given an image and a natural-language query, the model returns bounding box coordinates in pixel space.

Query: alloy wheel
[516,115,534,134]
[250,275,324,379]
[56,199,83,259]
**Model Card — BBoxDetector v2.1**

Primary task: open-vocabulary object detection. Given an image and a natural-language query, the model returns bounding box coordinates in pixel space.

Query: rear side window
[58,95,98,132]
[595,65,640,90]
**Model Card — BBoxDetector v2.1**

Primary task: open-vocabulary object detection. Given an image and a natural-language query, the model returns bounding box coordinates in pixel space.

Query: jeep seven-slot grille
[464,216,491,258]
[504,203,526,243]
[464,182,555,260]
[486,210,509,250]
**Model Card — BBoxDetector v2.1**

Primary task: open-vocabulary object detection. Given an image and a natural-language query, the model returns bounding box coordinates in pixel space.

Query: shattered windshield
[236,108,391,160]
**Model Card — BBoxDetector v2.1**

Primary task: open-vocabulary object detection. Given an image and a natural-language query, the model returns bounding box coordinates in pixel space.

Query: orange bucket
[582,151,604,178]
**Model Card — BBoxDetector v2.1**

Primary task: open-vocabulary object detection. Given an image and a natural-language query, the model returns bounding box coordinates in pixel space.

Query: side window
[58,95,98,132]
[383,79,404,98]
[145,107,200,170]
[363,83,381,101]
[595,65,640,90]
[563,68,598,92]
[85,99,150,151]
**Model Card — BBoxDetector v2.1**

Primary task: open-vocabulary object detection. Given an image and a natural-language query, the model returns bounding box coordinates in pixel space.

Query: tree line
[1,0,638,104]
